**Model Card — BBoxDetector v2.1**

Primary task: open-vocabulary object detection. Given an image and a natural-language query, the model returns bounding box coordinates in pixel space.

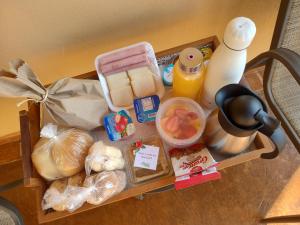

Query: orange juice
[173,48,204,100]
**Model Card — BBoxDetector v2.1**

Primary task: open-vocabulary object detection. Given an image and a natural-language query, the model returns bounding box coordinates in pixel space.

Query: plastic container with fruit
[156,97,206,148]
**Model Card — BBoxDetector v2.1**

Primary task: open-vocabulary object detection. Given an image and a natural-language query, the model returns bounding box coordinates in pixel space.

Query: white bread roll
[32,128,93,180]
[106,72,129,90]
[31,138,64,181]
[85,142,125,175]
[110,86,134,107]
[51,129,93,177]
[83,171,126,205]
[42,172,86,212]
[127,66,153,80]
[128,67,156,98]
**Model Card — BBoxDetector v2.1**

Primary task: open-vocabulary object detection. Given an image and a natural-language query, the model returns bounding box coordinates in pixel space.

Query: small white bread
[83,171,126,205]
[106,71,128,81]
[32,128,93,180]
[127,66,153,80]
[128,67,156,98]
[42,172,86,212]
[106,71,129,90]
[110,86,134,107]
[32,138,64,181]
[108,79,130,91]
[51,129,93,177]
[103,158,125,171]
[131,73,156,97]
[85,141,125,174]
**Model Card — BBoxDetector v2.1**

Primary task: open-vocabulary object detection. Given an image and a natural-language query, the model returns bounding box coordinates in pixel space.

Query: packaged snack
[133,95,160,123]
[126,137,170,183]
[174,167,221,190]
[83,171,126,205]
[199,47,213,61]
[42,172,87,212]
[85,141,125,176]
[169,143,220,190]
[169,143,218,177]
[95,42,165,112]
[162,64,174,86]
[32,124,93,180]
[104,110,135,141]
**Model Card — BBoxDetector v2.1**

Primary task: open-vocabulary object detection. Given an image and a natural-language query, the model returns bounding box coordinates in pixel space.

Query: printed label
[142,97,154,111]
[171,148,217,177]
[134,145,159,170]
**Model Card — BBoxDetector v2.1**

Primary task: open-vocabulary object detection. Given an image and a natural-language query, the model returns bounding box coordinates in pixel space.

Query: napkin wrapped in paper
[0,59,108,130]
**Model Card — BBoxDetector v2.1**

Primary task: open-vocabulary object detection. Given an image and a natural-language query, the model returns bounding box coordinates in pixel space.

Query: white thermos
[200,17,256,110]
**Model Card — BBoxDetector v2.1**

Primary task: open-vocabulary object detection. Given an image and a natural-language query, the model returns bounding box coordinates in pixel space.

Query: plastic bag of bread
[83,171,126,205]
[85,141,125,176]
[42,173,89,212]
[32,124,93,180]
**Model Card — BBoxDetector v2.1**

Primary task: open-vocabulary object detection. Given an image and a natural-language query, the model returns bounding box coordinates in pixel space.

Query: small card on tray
[134,145,159,170]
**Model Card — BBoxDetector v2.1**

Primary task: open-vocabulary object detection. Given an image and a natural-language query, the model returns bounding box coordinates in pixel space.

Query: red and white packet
[169,143,221,190]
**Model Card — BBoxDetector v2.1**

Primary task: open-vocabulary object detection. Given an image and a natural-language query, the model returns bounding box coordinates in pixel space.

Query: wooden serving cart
[19,36,274,224]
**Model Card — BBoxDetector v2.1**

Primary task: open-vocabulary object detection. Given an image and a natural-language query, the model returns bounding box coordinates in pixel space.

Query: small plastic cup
[156,97,206,148]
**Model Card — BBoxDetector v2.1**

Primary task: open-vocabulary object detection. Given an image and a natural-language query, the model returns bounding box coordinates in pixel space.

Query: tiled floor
[1,68,299,225]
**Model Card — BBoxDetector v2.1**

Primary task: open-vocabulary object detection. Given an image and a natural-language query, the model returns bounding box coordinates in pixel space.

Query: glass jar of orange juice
[173,48,204,100]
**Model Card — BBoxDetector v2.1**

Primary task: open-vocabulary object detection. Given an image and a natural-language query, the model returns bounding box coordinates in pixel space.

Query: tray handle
[19,102,43,187]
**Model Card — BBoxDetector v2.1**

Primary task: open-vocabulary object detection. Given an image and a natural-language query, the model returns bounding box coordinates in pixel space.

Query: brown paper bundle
[0,59,108,130]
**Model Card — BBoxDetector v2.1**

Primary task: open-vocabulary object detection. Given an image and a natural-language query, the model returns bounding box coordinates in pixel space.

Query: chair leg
[260,215,300,223]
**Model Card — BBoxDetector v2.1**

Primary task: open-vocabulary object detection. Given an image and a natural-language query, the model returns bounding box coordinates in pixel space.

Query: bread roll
[42,173,86,212]
[83,171,126,205]
[127,66,153,79]
[106,72,129,90]
[45,179,68,211]
[131,74,156,97]
[32,138,64,181]
[32,128,93,180]
[51,129,93,177]
[110,86,134,107]
[85,142,125,175]
[68,172,86,186]
[128,67,156,98]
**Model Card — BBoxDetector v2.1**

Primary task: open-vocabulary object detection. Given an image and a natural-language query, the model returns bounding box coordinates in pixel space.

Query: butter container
[104,110,135,141]
[133,95,160,123]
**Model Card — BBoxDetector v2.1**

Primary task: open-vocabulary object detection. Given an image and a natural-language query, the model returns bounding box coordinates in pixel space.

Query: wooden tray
[19,36,274,224]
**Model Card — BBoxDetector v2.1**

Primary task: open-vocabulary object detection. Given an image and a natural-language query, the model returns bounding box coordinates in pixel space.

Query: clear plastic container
[124,136,170,184]
[155,97,206,148]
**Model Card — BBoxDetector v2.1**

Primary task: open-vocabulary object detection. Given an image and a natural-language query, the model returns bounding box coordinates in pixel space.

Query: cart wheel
[0,197,24,225]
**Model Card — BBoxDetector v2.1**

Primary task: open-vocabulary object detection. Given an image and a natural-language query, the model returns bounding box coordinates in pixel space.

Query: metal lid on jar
[178,47,203,74]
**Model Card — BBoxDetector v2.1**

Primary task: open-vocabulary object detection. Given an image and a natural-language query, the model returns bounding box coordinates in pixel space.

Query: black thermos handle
[255,110,287,159]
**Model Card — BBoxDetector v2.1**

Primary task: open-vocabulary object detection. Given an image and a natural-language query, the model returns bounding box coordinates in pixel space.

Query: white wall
[0,0,280,135]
